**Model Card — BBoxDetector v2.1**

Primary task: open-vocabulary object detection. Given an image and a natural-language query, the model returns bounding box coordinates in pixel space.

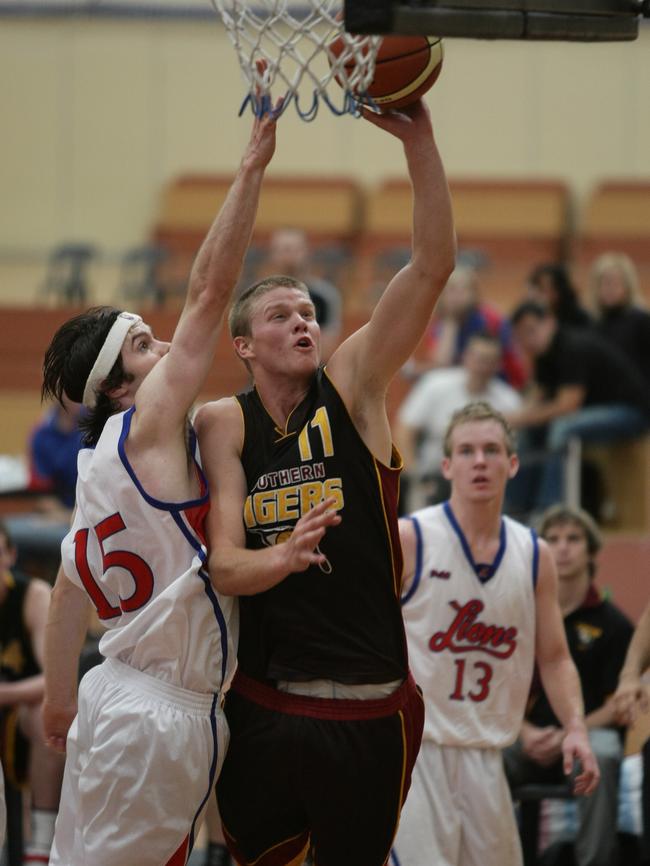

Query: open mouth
[294,337,313,349]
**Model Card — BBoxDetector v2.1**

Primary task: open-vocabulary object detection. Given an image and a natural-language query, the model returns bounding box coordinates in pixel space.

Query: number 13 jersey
[401,502,538,749]
[61,407,236,695]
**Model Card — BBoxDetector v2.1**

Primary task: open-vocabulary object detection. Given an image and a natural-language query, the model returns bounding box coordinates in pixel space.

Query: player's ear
[233,335,254,362]
[441,456,452,481]
[105,381,130,407]
[508,453,519,479]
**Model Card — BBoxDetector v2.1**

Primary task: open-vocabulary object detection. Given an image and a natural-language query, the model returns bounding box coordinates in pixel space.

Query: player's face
[543,521,591,582]
[442,420,518,502]
[244,287,320,377]
[596,267,628,309]
[513,314,554,358]
[119,322,170,395]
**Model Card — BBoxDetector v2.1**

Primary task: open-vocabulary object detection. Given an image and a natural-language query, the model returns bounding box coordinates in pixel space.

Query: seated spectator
[0,521,65,864]
[590,252,650,389]
[503,504,633,866]
[395,332,522,508]
[528,262,593,329]
[266,227,342,357]
[419,265,527,388]
[27,394,84,519]
[507,301,650,514]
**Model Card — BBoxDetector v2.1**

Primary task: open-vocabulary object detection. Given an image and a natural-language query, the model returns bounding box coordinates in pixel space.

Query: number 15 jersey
[401,502,538,749]
[61,407,236,695]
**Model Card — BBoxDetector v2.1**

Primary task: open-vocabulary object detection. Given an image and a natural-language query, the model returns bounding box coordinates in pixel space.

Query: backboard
[344,0,649,41]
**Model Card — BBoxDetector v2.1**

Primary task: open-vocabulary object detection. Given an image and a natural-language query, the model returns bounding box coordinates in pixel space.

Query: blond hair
[228,275,310,338]
[443,401,516,458]
[589,252,644,316]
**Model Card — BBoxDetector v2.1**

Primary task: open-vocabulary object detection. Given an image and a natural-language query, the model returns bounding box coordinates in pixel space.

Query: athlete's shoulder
[408,502,447,532]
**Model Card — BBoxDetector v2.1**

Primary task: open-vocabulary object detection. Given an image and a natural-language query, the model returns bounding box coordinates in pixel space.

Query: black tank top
[236,366,408,684]
[0,571,40,682]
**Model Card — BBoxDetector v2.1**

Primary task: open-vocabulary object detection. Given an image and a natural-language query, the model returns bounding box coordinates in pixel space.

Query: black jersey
[0,570,40,683]
[236,366,408,684]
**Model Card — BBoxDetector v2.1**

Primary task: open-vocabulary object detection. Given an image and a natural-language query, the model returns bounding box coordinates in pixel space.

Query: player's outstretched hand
[283,498,341,573]
[243,60,284,170]
[43,698,77,754]
[360,97,433,145]
[613,676,649,726]
[561,724,600,796]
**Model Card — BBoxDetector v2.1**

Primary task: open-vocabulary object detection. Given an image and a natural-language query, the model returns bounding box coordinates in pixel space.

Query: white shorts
[50,658,228,866]
[391,741,522,866]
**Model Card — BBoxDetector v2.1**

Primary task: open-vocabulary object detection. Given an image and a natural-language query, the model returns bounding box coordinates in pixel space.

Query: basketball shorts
[390,741,523,866]
[50,657,228,866]
[216,671,424,866]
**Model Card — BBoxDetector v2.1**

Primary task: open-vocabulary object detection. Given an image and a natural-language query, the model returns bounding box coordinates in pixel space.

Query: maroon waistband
[230,670,417,721]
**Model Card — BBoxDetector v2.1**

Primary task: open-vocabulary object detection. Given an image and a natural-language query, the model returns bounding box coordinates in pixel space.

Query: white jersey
[62,407,237,695]
[401,502,537,749]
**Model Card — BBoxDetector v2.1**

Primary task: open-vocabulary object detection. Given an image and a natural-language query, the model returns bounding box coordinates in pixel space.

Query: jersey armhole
[401,516,423,606]
[531,527,540,590]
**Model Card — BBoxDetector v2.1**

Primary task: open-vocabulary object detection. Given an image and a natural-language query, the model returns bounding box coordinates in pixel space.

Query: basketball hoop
[211,1,382,121]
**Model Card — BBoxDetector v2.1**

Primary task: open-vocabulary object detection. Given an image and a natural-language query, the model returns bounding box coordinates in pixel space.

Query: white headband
[82,311,143,408]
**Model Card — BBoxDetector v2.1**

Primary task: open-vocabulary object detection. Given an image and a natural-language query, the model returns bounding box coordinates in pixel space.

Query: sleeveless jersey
[236,366,407,684]
[0,571,40,682]
[61,407,236,695]
[401,502,537,749]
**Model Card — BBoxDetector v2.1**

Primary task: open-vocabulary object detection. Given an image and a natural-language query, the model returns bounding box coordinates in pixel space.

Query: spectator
[590,252,650,389]
[504,504,633,866]
[27,394,84,518]
[528,262,593,329]
[266,227,342,356]
[0,521,65,864]
[421,265,527,388]
[395,332,522,508]
[508,301,650,513]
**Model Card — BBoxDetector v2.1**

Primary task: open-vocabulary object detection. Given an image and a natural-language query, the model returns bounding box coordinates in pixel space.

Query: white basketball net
[211,1,382,121]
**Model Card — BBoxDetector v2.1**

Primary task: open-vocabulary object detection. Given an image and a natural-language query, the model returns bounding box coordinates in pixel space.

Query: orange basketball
[330,35,444,110]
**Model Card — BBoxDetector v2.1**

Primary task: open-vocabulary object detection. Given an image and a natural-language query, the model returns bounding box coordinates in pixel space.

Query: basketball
[329,35,444,110]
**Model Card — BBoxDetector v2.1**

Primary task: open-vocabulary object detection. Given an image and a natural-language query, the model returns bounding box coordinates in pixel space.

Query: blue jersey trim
[443,500,506,584]
[531,527,540,589]
[188,692,220,852]
[390,850,401,866]
[401,516,423,606]
[117,408,209,512]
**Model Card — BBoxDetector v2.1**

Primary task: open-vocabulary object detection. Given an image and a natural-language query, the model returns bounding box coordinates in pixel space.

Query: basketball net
[211,0,382,121]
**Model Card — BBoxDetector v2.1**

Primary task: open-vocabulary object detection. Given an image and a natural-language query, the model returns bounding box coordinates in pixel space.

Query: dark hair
[0,520,14,551]
[228,275,310,338]
[528,263,586,326]
[42,306,133,446]
[511,300,549,327]
[538,504,602,578]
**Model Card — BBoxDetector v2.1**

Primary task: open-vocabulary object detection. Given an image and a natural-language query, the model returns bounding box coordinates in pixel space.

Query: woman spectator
[590,252,650,388]
[527,262,592,328]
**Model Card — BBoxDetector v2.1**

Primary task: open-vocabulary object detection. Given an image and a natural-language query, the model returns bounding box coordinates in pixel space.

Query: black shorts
[216,671,424,866]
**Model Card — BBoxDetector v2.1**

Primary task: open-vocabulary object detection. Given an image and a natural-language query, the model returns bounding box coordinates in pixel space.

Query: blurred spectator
[590,252,650,389]
[419,265,527,389]
[507,301,650,513]
[266,227,342,357]
[504,504,633,866]
[528,262,593,328]
[27,395,84,518]
[0,521,64,863]
[395,333,521,508]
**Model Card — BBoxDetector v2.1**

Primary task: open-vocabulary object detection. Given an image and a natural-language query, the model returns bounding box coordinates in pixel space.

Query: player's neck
[448,493,502,544]
[254,372,312,430]
[558,571,591,617]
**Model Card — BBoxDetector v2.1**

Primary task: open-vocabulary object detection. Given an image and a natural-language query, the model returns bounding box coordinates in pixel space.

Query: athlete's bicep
[534,540,570,667]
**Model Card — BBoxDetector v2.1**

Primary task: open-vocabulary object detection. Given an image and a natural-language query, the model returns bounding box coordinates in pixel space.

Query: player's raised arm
[195,399,341,596]
[328,100,455,413]
[534,540,599,795]
[132,108,280,434]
